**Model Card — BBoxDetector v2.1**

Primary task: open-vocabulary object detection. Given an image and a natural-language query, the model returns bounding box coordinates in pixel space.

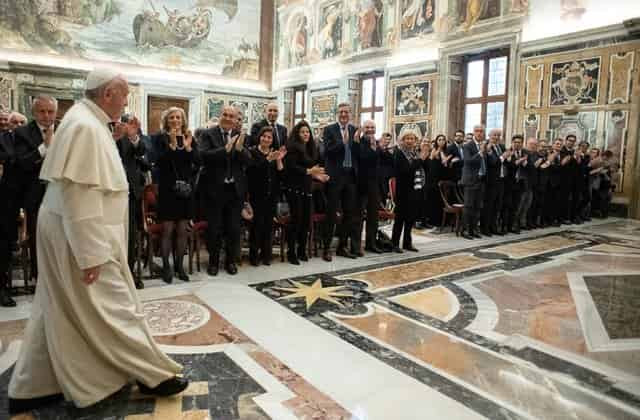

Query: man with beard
[446,129,465,182]
[481,128,506,236]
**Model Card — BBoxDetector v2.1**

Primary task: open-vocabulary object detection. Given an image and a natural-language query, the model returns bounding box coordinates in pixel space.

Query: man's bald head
[362,119,376,136]
[219,106,237,131]
[265,102,279,123]
[489,128,502,144]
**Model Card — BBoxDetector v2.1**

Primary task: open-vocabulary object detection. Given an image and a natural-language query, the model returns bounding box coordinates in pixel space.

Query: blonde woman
[391,124,429,253]
[152,107,200,283]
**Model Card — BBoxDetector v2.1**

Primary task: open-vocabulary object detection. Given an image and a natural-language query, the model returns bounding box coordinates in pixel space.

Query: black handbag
[171,161,193,199]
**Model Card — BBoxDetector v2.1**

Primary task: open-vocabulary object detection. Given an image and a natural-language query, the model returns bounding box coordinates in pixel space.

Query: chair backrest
[142,184,159,230]
[438,180,460,210]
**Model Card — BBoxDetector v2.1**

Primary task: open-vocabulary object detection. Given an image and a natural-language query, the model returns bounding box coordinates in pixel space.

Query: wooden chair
[438,180,464,235]
[274,214,290,262]
[141,184,163,278]
[188,220,208,273]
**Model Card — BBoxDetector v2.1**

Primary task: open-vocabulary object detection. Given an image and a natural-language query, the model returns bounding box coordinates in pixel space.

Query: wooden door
[147,96,190,135]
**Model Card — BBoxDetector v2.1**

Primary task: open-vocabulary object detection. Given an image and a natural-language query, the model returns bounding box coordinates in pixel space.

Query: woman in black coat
[284,121,328,264]
[391,126,428,253]
[425,134,450,228]
[247,127,286,266]
[153,107,200,283]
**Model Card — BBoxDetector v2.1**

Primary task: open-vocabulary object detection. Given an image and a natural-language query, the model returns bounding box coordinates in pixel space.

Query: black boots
[174,255,189,282]
[161,257,173,284]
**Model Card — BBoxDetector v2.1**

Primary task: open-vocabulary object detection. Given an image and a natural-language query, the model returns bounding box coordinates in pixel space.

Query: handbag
[171,161,193,199]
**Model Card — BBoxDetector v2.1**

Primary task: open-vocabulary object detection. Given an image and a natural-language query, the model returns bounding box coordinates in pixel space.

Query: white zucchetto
[85,68,123,90]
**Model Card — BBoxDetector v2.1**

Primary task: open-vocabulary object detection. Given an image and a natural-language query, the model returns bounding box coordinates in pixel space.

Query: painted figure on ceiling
[401,0,434,39]
[462,0,487,30]
[320,5,341,58]
[292,14,308,65]
[357,0,383,49]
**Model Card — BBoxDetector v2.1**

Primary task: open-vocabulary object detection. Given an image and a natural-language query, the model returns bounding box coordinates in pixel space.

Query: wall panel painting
[457,0,501,31]
[608,51,635,104]
[207,97,225,122]
[523,114,539,140]
[319,1,344,59]
[605,110,628,163]
[0,0,262,80]
[351,0,385,50]
[231,100,250,124]
[394,81,431,117]
[251,101,268,124]
[550,58,601,106]
[310,91,338,125]
[547,112,597,145]
[400,0,435,39]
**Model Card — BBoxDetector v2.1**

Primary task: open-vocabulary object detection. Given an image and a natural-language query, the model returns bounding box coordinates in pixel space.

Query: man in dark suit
[560,134,582,224]
[378,132,394,202]
[115,114,146,289]
[355,120,384,254]
[446,129,466,182]
[0,129,17,306]
[481,129,506,236]
[461,125,487,239]
[322,103,360,261]
[13,95,58,281]
[512,138,538,233]
[249,102,287,149]
[199,106,251,275]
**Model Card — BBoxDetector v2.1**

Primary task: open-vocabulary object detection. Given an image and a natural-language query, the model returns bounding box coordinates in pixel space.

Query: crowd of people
[0,99,620,308]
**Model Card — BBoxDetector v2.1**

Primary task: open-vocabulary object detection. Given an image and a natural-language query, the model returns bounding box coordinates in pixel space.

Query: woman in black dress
[284,121,329,264]
[391,125,429,253]
[247,127,286,266]
[153,107,199,283]
[426,134,450,228]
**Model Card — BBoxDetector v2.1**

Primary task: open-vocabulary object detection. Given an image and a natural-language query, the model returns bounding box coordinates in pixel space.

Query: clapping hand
[276,146,287,161]
[169,127,180,150]
[184,129,193,151]
[353,127,361,144]
[235,132,246,152]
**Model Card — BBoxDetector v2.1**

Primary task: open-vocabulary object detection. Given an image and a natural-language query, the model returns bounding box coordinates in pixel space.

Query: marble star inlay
[274,279,353,309]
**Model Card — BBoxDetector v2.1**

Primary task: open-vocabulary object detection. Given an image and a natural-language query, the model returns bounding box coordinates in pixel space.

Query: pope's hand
[43,127,54,146]
[82,266,101,285]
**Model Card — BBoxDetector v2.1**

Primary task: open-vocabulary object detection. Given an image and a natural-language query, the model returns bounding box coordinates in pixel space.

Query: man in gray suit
[461,125,487,239]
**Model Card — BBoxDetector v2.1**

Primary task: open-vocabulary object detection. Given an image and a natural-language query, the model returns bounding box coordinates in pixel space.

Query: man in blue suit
[322,103,360,261]
[461,125,488,239]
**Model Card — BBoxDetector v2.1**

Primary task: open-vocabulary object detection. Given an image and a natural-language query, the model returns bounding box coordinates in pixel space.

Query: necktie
[225,131,234,183]
[478,143,486,176]
[342,126,352,168]
[271,123,280,148]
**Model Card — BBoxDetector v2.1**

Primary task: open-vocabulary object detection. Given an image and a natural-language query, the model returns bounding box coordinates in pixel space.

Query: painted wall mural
[310,89,338,126]
[387,73,436,143]
[400,0,434,39]
[205,94,272,129]
[394,81,430,117]
[0,0,262,80]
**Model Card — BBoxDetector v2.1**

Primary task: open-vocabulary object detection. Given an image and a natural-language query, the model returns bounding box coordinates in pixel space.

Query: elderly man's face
[489,129,502,144]
[102,78,129,121]
[9,113,27,130]
[0,112,9,131]
[363,120,376,137]
[266,104,278,123]
[337,105,351,126]
[33,99,58,128]
[219,106,237,131]
[526,139,538,152]
[473,126,485,141]
[235,113,244,130]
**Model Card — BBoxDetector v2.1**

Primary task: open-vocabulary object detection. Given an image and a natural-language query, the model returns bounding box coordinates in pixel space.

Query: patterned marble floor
[1,218,640,419]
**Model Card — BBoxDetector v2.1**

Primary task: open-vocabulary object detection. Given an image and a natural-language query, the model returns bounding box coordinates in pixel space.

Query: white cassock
[8,99,181,408]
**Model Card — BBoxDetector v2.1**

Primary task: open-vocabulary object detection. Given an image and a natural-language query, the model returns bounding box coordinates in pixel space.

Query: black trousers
[323,170,358,251]
[392,193,418,247]
[463,181,484,233]
[286,190,311,256]
[206,183,242,264]
[0,194,16,291]
[426,186,443,226]
[530,187,548,225]
[481,179,504,233]
[548,185,564,223]
[356,186,380,250]
[249,196,276,260]
[560,178,580,221]
[127,195,142,272]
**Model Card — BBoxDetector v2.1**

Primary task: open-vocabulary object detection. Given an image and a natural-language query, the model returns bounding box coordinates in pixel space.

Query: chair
[439,180,464,235]
[274,214,290,262]
[16,209,34,292]
[141,184,164,277]
[188,220,208,273]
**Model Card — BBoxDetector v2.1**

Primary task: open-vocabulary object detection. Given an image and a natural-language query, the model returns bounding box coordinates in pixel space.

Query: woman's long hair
[160,106,188,134]
[288,120,318,161]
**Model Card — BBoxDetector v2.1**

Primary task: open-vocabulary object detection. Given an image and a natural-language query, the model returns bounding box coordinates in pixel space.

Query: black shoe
[134,279,145,290]
[249,256,260,266]
[207,264,218,276]
[262,258,271,266]
[297,247,309,262]
[137,377,189,397]
[225,263,238,275]
[365,245,383,254]
[322,250,332,262]
[392,246,404,253]
[461,232,474,240]
[287,254,300,265]
[9,394,64,414]
[176,269,190,282]
[471,232,481,239]
[481,230,492,237]
[403,245,419,252]
[352,248,364,257]
[336,248,357,259]
[161,264,173,284]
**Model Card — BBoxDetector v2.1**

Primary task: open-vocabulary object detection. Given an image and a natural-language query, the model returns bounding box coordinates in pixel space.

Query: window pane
[360,112,369,125]
[375,76,385,107]
[466,60,484,98]
[361,78,373,108]
[374,111,384,138]
[295,91,303,114]
[294,117,302,126]
[486,101,505,133]
[464,103,482,134]
[488,56,507,96]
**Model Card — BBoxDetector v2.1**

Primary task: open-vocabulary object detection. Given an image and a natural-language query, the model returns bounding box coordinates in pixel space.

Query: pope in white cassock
[8,69,188,415]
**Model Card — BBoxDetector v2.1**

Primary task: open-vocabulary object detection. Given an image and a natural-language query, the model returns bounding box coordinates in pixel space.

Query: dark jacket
[393,148,426,204]
[485,143,506,183]
[446,142,465,181]
[461,140,485,187]
[247,146,281,202]
[249,119,288,149]
[284,140,318,194]
[13,120,47,211]
[358,136,387,193]
[323,122,359,180]
[198,125,251,199]
[116,135,147,199]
